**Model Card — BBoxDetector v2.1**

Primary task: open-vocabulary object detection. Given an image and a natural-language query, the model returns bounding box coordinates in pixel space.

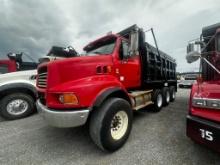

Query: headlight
[192,97,220,109]
[59,93,79,105]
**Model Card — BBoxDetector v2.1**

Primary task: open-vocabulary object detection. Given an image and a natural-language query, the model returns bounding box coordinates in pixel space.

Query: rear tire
[89,98,132,152]
[170,86,176,102]
[179,84,183,88]
[0,93,35,120]
[151,89,163,112]
[162,87,170,106]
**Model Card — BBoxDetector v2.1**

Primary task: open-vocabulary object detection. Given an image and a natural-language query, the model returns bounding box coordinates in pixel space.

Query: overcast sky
[0,0,220,72]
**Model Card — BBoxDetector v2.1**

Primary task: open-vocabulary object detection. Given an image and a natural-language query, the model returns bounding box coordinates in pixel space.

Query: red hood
[47,55,113,88]
[193,81,220,99]
[191,81,220,123]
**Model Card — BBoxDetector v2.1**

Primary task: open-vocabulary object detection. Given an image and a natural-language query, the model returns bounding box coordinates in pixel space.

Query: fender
[0,82,37,98]
[92,87,131,109]
[47,75,130,109]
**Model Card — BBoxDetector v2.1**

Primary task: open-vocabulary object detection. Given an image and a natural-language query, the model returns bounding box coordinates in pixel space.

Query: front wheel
[0,93,35,120]
[89,98,133,152]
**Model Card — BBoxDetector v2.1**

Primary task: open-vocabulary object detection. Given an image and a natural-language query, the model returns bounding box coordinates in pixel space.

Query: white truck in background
[178,73,198,88]
[0,70,37,120]
[0,45,78,120]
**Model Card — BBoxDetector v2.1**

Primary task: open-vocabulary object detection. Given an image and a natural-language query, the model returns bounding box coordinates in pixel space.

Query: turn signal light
[59,93,79,105]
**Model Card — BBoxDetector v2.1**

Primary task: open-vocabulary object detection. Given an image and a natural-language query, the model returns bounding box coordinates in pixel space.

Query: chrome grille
[37,67,47,88]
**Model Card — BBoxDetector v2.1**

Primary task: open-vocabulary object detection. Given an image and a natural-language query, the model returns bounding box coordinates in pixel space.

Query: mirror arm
[201,57,220,74]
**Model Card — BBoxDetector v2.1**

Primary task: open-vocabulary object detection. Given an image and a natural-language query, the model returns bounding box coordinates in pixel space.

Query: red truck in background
[0,52,37,74]
[0,59,16,73]
[0,46,78,74]
[36,25,177,152]
[186,23,220,152]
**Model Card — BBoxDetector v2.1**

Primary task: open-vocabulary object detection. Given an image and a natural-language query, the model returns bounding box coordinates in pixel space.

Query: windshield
[85,38,116,56]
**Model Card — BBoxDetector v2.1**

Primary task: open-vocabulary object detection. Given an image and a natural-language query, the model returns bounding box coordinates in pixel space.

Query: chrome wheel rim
[6,99,28,115]
[157,94,163,107]
[172,91,175,99]
[110,111,128,140]
[166,91,170,102]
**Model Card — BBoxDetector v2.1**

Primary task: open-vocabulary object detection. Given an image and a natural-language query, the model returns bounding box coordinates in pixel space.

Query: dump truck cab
[36,25,177,152]
[186,23,220,152]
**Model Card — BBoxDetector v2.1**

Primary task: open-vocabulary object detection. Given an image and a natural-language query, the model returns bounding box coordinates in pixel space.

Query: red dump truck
[186,23,220,152]
[36,25,177,151]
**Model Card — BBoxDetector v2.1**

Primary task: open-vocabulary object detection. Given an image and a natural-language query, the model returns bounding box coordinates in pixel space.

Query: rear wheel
[0,93,35,120]
[179,84,183,88]
[89,98,132,152]
[170,86,176,102]
[162,87,170,106]
[151,89,163,112]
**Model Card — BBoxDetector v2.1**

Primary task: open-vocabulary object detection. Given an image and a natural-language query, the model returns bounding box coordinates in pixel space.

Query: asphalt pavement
[0,88,219,165]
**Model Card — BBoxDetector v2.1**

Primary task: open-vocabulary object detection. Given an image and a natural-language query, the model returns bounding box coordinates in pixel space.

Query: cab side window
[119,40,129,60]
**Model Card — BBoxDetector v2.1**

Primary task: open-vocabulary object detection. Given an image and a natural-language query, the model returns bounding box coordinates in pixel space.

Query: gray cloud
[0,0,219,72]
[0,0,71,60]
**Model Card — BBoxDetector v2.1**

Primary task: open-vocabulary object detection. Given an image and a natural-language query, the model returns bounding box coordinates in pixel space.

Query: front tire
[89,98,132,152]
[179,84,183,88]
[0,93,35,120]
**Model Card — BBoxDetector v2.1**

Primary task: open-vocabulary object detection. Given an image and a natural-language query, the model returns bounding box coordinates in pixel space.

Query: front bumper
[36,100,90,128]
[186,115,220,152]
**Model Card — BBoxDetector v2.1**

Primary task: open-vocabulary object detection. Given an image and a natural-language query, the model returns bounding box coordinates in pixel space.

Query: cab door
[116,39,141,89]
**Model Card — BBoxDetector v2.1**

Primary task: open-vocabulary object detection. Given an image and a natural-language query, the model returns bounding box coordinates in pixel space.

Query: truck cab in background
[38,46,78,63]
[0,46,78,74]
[0,52,37,74]
[0,59,16,74]
[36,25,177,152]
[186,23,220,152]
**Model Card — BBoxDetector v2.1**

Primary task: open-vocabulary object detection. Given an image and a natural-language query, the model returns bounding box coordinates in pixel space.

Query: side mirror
[187,43,195,54]
[186,51,201,63]
[186,42,201,63]
[129,27,139,56]
[195,41,206,49]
